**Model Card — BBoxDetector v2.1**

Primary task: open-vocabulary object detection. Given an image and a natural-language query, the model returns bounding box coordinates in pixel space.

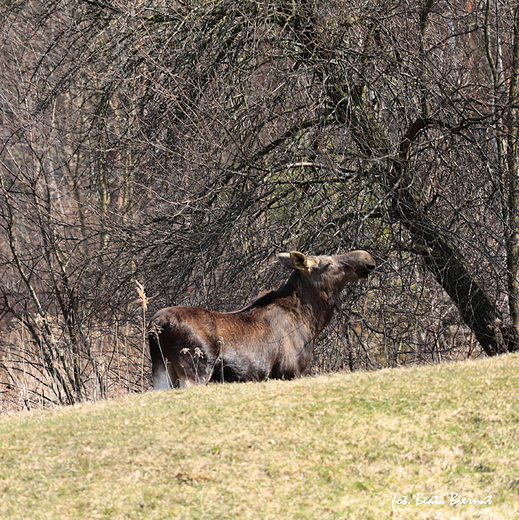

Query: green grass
[1,354,519,519]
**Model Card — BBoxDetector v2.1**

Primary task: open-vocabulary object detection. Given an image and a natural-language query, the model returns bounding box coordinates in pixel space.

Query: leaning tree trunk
[390,157,518,355]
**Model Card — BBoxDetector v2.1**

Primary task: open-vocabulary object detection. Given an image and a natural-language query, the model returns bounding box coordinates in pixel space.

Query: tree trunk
[506,7,519,338]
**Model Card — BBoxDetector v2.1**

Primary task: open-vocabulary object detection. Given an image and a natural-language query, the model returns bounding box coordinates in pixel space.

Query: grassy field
[1,354,518,520]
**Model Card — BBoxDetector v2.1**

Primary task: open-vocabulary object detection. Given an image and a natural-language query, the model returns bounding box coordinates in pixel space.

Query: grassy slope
[1,355,518,520]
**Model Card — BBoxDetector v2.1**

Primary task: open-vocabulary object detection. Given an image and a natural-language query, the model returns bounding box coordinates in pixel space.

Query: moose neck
[285,270,338,339]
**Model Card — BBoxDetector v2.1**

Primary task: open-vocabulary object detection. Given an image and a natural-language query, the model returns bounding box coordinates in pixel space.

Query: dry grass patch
[1,354,518,519]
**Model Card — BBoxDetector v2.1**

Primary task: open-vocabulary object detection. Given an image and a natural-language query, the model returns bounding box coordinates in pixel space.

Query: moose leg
[173,346,215,387]
[177,376,194,389]
[152,358,196,389]
[150,331,176,390]
[152,357,175,390]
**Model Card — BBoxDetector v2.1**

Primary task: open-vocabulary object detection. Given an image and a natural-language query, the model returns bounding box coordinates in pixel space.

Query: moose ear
[277,251,310,270]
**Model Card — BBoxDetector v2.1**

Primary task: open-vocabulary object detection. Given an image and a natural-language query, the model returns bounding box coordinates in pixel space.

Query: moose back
[148,250,375,389]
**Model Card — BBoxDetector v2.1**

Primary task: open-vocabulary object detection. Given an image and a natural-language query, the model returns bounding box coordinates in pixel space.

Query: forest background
[1,0,519,411]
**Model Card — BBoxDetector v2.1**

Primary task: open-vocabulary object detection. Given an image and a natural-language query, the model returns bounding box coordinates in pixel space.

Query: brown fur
[148,250,375,389]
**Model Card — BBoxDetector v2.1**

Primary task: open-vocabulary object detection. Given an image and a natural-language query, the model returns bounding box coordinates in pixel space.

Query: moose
[148,250,375,389]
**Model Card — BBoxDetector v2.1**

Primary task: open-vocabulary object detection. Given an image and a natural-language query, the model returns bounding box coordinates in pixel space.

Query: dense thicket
[1,0,519,409]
